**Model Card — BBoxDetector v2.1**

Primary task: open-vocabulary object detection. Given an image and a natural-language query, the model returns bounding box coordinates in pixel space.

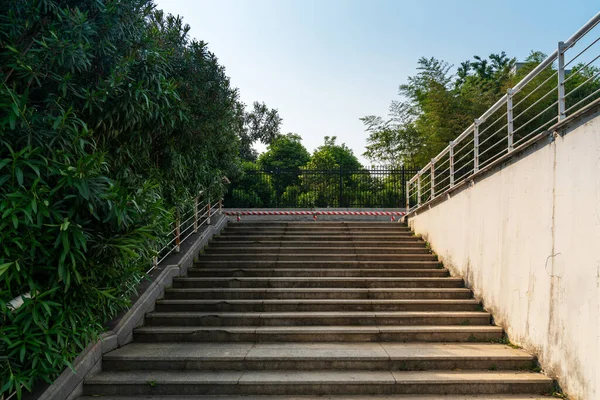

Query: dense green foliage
[0,1,272,397]
[362,51,600,167]
[226,136,410,208]
[257,133,310,197]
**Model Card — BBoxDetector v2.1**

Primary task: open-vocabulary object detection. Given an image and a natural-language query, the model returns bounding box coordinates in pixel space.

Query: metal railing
[407,12,600,212]
[147,196,222,274]
[224,165,420,209]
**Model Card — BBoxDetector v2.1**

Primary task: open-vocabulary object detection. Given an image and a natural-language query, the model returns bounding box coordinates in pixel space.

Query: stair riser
[209,241,426,247]
[171,280,463,289]
[219,234,416,239]
[221,228,416,237]
[225,223,410,227]
[223,227,412,232]
[83,381,551,396]
[133,330,504,343]
[204,248,431,254]
[186,270,448,278]
[224,227,412,232]
[163,290,473,300]
[153,303,479,312]
[198,255,438,262]
[195,262,442,269]
[215,235,418,239]
[144,315,491,327]
[103,359,535,372]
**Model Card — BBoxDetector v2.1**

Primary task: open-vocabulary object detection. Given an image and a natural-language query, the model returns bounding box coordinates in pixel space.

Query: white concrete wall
[409,110,600,400]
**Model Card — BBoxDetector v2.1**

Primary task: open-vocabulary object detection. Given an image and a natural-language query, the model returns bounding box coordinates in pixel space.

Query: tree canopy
[362,53,515,167]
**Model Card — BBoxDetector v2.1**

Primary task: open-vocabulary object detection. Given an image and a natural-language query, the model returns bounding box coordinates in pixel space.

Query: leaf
[0,262,12,277]
[15,167,23,186]
[12,214,18,229]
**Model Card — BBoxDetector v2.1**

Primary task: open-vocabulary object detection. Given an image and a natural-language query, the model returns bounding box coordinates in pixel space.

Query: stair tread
[86,370,551,385]
[176,277,459,281]
[135,325,503,333]
[147,311,490,317]
[156,299,478,304]
[104,342,534,361]
[196,261,439,264]
[78,396,553,399]
[188,268,445,272]
[165,288,471,292]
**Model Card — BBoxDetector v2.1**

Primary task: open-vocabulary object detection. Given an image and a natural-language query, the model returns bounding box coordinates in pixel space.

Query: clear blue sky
[155,0,598,165]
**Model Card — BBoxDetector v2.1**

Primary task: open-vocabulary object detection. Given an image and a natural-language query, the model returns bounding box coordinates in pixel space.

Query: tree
[228,162,276,207]
[297,137,364,207]
[313,136,362,171]
[362,53,516,167]
[257,133,310,197]
[237,101,283,161]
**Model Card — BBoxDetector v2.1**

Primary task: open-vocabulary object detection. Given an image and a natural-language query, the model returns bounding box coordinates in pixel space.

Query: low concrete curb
[33,214,228,400]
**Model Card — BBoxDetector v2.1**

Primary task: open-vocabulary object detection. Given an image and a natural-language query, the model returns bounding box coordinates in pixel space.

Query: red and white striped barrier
[224,210,406,222]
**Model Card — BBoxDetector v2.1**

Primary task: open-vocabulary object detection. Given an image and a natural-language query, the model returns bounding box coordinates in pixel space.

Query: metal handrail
[407,12,600,211]
[147,197,223,274]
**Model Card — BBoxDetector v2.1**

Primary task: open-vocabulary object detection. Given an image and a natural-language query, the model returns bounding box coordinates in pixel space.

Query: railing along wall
[147,195,222,274]
[406,12,600,212]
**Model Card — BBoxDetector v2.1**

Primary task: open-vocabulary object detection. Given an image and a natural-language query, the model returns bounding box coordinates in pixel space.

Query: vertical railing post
[207,200,212,225]
[474,120,480,173]
[558,41,566,121]
[218,198,223,214]
[449,141,455,187]
[405,180,410,210]
[417,173,421,207]
[507,89,514,152]
[152,256,158,271]
[338,165,343,207]
[175,209,181,253]
[193,197,198,233]
[430,159,435,199]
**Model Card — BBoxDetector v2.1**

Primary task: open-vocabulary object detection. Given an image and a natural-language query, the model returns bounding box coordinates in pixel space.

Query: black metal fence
[224,165,420,208]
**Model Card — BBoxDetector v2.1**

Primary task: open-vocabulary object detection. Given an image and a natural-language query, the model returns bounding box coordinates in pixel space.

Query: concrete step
[204,247,432,254]
[219,232,416,238]
[224,224,412,229]
[78,396,555,400]
[102,342,536,371]
[172,277,463,289]
[133,325,504,342]
[163,288,474,300]
[215,233,417,239]
[186,268,449,278]
[154,299,481,312]
[229,222,410,227]
[144,311,491,327]
[83,370,552,396]
[194,261,442,269]
[209,240,427,247]
[197,254,438,262]
[222,228,413,234]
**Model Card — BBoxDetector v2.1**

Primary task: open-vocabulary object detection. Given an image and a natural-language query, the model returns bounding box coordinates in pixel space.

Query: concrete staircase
[80,221,554,399]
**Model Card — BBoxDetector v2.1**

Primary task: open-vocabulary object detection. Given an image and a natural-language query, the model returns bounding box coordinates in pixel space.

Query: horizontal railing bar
[512,100,558,135]
[564,52,600,84]
[565,85,600,113]
[565,69,600,99]
[513,71,558,109]
[565,35,600,68]
[513,84,558,121]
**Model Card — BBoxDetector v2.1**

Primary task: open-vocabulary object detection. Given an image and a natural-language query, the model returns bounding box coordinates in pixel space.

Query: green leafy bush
[0,1,242,397]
